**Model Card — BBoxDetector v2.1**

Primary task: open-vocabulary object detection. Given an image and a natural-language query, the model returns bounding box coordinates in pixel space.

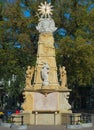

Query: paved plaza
[0,125,94,130]
[0,114,94,130]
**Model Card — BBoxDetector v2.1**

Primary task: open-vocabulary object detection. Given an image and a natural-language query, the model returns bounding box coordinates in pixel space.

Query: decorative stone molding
[36,18,57,33]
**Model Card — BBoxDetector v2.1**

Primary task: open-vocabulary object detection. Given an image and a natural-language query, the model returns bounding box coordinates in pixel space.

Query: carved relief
[37,33,55,56]
[37,57,57,67]
[38,43,55,56]
[39,33,54,44]
[21,92,33,112]
[49,68,58,84]
[36,18,57,33]
[61,92,71,111]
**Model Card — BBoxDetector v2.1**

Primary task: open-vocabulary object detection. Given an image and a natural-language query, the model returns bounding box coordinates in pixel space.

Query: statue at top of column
[36,1,57,33]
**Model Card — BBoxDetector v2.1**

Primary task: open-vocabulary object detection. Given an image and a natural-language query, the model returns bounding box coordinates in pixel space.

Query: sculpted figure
[25,66,34,88]
[36,18,57,33]
[41,63,49,86]
[59,66,67,88]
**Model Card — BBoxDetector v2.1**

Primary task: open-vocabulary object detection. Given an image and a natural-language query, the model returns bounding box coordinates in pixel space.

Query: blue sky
[23,9,31,18]
[57,28,67,37]
[87,4,94,11]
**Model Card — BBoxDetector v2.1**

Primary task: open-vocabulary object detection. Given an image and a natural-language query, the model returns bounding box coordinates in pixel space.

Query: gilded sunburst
[38,1,53,18]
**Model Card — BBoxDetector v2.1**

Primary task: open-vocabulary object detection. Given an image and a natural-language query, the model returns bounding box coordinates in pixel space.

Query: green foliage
[56,36,94,87]
[54,0,94,87]
[0,0,38,108]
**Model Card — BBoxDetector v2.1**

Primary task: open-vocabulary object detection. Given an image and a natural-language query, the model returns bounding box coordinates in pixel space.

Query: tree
[0,0,38,109]
[53,0,94,88]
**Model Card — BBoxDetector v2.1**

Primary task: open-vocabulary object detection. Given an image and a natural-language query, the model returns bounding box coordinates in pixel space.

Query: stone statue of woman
[41,63,49,86]
[25,66,34,88]
[59,66,67,88]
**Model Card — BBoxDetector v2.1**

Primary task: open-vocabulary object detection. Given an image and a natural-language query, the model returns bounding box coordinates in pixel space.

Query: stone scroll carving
[62,92,71,111]
[21,92,33,112]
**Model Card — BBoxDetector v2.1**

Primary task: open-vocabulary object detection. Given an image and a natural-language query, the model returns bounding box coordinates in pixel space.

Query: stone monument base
[15,90,72,125]
[12,112,73,125]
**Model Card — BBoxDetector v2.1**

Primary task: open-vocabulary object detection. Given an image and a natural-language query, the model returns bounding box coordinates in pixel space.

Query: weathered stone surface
[34,92,58,111]
[21,92,34,112]
[34,33,59,88]
[36,18,57,33]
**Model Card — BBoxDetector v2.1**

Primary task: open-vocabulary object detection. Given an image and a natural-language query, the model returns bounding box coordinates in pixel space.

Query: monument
[21,1,72,125]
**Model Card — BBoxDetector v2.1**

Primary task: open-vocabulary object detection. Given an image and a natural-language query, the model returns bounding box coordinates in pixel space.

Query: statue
[41,63,49,86]
[25,66,34,88]
[59,66,67,88]
[36,18,57,33]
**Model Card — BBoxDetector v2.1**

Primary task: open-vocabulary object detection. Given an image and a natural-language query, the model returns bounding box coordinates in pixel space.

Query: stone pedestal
[20,90,72,125]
